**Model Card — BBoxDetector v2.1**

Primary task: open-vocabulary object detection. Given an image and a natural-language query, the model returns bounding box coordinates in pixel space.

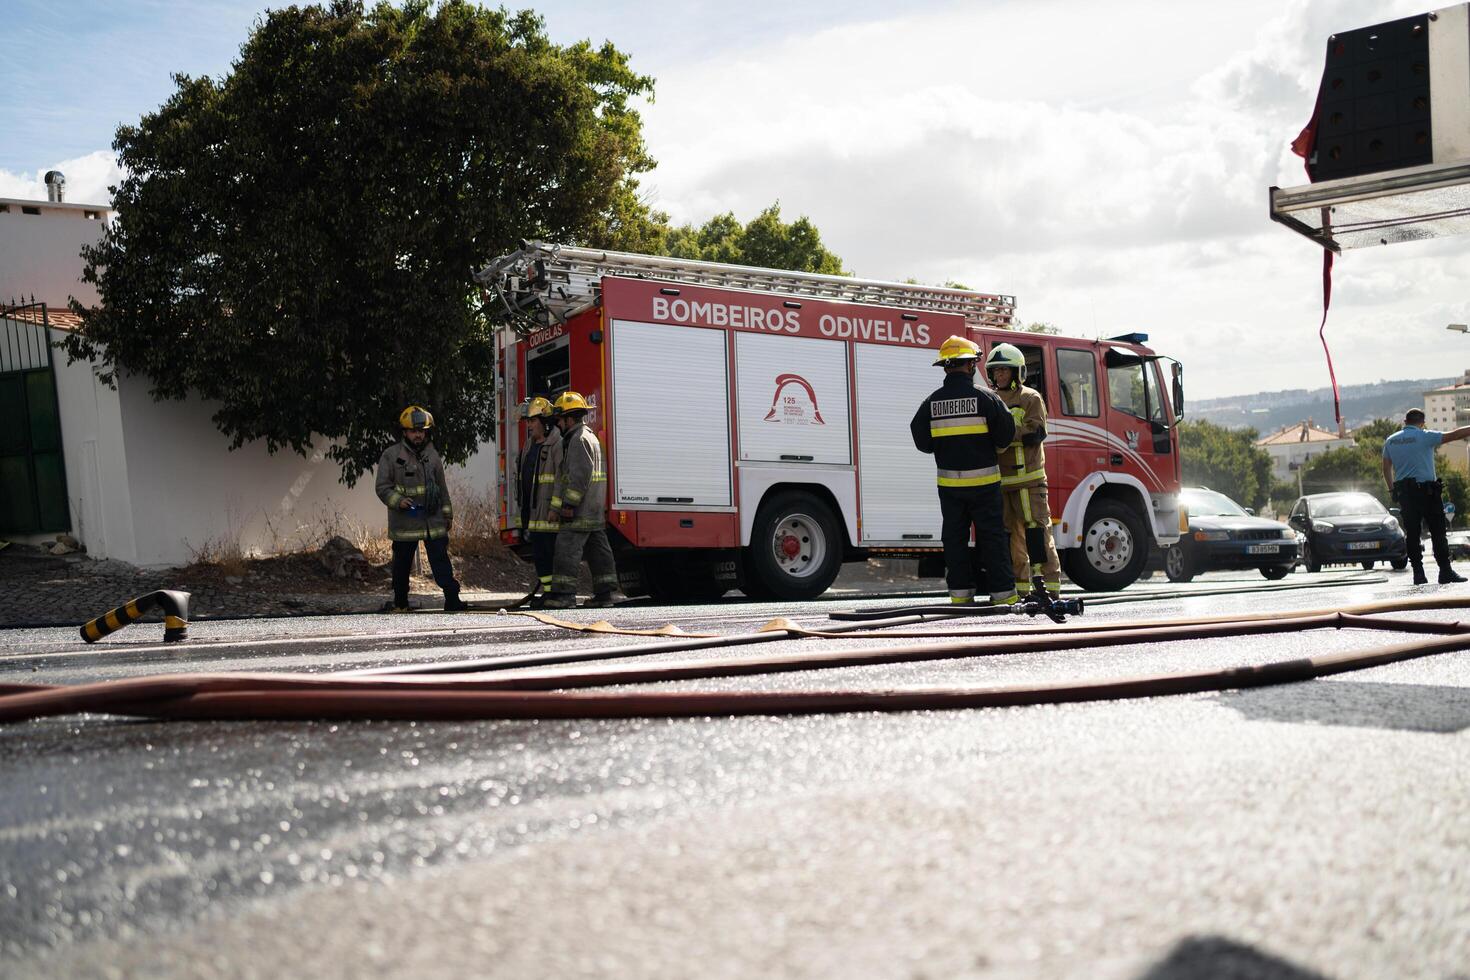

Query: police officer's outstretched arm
[910,402,934,454]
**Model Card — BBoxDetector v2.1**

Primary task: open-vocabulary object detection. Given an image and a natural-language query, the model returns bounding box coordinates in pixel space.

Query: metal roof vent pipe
[44,170,65,203]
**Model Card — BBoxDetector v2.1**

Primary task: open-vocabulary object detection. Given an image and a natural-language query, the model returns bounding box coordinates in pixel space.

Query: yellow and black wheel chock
[80,590,191,644]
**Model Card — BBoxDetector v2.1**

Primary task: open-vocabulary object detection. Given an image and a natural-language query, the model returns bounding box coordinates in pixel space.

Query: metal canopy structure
[1269,160,1470,252]
[476,242,1016,333]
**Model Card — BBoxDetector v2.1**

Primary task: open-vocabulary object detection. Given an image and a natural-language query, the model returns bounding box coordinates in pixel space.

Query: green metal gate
[1,303,70,535]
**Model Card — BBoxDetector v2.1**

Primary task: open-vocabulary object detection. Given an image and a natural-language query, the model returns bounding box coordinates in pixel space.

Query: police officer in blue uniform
[1382,408,1470,585]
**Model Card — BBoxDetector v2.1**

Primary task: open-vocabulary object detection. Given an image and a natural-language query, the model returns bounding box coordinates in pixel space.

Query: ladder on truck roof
[475,241,1017,333]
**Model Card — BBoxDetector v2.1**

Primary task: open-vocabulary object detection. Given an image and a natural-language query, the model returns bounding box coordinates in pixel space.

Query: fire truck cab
[479,244,1184,601]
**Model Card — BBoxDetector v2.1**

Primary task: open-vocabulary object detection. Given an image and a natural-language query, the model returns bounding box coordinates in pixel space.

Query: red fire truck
[478,244,1184,600]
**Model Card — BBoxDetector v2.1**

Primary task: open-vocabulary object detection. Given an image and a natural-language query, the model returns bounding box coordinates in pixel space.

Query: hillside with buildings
[1191,376,1462,434]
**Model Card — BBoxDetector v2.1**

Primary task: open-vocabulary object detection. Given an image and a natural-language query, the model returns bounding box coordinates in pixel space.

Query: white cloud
[0,151,123,206]
[639,0,1462,399]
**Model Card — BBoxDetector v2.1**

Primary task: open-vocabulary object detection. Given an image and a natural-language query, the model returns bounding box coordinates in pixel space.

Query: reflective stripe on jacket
[551,421,608,532]
[995,384,1048,488]
[374,439,453,541]
[527,427,564,533]
[910,373,1015,489]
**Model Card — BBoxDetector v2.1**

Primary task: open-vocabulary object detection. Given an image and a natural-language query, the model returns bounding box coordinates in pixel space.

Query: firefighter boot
[541,592,578,609]
[443,593,470,612]
[1032,574,1053,601]
[583,590,629,609]
[1439,565,1467,584]
[1412,563,1429,585]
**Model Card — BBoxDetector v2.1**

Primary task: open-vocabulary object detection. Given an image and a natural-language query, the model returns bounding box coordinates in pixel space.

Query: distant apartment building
[1425,371,1470,472]
[1256,419,1355,485]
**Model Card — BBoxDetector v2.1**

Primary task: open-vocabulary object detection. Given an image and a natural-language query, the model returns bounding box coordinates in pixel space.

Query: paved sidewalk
[0,547,524,628]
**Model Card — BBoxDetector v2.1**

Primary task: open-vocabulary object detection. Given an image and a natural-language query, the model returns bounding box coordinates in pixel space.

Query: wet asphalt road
[2,571,1468,979]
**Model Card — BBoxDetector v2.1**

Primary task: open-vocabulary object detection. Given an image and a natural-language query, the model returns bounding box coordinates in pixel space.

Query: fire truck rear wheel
[746,491,843,600]
[1063,498,1148,592]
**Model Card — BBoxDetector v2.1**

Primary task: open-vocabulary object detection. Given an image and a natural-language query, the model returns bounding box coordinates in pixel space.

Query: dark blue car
[1287,492,1408,572]
[1164,487,1299,582]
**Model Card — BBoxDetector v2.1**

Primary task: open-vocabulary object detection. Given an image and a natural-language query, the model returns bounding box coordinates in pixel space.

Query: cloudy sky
[3,0,1466,400]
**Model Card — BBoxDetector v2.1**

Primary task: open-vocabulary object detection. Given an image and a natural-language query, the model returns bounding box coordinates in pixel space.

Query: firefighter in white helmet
[543,391,627,608]
[374,405,466,612]
[517,396,562,606]
[986,343,1062,598]
[910,336,1018,605]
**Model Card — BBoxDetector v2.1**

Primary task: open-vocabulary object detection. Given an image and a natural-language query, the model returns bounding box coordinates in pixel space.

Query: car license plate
[1347,541,1379,550]
[1247,544,1280,554]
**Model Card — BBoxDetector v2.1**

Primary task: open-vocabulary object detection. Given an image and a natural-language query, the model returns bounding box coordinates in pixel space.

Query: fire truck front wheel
[1063,498,1149,592]
[745,491,843,600]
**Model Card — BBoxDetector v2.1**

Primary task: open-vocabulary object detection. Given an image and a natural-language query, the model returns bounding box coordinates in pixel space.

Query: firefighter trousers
[1397,479,1451,571]
[529,531,557,592]
[938,485,1016,604]
[1003,483,1061,593]
[390,538,460,608]
[550,528,620,598]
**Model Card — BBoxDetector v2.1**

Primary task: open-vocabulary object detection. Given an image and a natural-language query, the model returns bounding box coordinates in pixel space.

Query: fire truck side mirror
[1170,361,1185,421]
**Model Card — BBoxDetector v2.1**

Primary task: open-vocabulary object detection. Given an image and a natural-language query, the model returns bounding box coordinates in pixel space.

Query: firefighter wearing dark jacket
[986,342,1062,598]
[543,392,627,609]
[910,336,1018,605]
[523,397,563,605]
[374,405,466,612]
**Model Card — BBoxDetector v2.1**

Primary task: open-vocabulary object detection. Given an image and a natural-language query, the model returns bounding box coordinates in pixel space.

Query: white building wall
[1262,437,1355,482]
[0,200,107,308]
[48,329,138,560]
[108,374,495,566]
[44,345,497,566]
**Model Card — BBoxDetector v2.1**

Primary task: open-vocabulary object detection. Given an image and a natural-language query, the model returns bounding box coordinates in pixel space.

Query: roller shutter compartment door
[854,344,942,544]
[610,320,732,508]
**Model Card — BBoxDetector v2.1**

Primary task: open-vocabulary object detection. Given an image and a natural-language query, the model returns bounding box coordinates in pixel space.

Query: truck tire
[1163,545,1194,583]
[1062,498,1148,592]
[745,490,843,600]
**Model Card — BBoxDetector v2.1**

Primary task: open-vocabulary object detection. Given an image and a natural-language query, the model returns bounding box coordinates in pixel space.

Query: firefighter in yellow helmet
[374,405,466,612]
[517,396,562,606]
[543,391,626,608]
[910,336,1018,605]
[986,343,1062,598]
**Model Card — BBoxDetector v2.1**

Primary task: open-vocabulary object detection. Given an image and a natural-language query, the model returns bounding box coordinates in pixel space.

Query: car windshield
[1312,494,1386,518]
[1182,489,1247,517]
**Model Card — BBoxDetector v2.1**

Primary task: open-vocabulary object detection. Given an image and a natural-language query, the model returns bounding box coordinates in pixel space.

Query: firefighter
[910,336,1018,605]
[986,342,1062,599]
[375,405,467,612]
[544,391,626,608]
[523,396,562,606]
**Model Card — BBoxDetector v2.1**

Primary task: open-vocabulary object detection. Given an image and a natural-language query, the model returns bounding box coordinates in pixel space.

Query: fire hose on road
[1,596,1467,725]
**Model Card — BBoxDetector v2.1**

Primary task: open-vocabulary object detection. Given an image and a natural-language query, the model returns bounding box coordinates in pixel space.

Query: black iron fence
[1,299,70,535]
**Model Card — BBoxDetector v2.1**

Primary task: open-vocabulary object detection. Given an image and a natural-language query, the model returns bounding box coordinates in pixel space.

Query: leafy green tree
[661,204,845,274]
[1300,444,1388,503]
[1351,418,1399,447]
[65,0,656,485]
[1179,419,1275,510]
